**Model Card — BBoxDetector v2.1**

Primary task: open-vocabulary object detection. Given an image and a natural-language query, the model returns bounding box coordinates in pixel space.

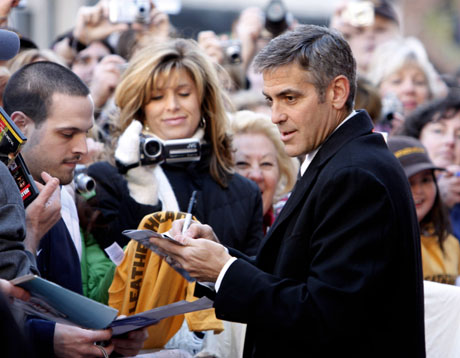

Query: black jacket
[87,147,263,256]
[214,111,426,357]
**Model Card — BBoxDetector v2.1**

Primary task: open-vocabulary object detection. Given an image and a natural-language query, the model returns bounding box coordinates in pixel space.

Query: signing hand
[150,223,231,282]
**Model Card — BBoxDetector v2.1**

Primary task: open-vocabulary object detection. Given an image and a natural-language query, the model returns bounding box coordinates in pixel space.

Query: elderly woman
[366,36,446,133]
[230,110,299,234]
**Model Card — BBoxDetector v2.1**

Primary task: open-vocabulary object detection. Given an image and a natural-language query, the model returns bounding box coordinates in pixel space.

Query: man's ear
[11,111,35,137]
[328,75,350,110]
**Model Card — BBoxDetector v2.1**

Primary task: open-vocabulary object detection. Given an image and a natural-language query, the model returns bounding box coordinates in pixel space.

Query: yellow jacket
[108,211,223,348]
[421,228,460,285]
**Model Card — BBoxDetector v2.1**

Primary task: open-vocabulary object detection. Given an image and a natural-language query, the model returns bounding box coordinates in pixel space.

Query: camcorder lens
[144,139,162,158]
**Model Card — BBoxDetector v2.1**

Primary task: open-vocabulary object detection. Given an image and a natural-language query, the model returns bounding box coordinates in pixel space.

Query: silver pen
[182,190,197,234]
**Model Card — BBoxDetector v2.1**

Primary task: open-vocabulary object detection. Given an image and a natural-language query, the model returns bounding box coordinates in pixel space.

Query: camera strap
[115,159,141,174]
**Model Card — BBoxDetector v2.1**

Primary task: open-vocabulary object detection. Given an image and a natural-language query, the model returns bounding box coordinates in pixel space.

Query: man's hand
[150,223,231,282]
[24,172,61,255]
[90,54,126,109]
[0,278,30,301]
[197,31,225,65]
[131,2,171,40]
[169,220,220,244]
[111,328,149,356]
[234,7,265,70]
[73,1,128,46]
[54,324,114,358]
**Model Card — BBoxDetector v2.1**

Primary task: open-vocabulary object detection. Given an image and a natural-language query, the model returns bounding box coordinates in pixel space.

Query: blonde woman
[367,37,446,120]
[86,38,263,352]
[231,110,299,233]
[88,38,263,254]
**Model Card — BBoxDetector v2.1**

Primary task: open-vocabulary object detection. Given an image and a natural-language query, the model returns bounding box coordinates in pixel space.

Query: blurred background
[8,0,460,74]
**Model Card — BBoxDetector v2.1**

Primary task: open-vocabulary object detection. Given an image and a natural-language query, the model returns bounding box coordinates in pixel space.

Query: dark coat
[214,111,426,357]
[88,146,264,256]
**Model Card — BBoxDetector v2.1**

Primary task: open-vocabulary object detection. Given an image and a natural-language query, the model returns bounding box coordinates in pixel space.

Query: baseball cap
[387,136,444,178]
[0,29,20,60]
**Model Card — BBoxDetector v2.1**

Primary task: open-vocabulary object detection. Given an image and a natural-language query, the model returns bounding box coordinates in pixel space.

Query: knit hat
[387,136,443,178]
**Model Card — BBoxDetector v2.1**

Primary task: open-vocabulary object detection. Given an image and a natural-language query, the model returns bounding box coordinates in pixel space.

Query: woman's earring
[199,117,206,129]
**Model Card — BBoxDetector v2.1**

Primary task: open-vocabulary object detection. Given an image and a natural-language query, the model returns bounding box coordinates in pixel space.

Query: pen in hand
[182,190,197,234]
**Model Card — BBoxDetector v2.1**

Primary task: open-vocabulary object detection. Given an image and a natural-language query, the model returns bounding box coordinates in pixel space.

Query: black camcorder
[140,135,201,165]
[116,135,201,174]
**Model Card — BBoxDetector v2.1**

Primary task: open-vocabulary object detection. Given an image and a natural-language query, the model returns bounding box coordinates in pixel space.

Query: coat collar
[263,110,375,242]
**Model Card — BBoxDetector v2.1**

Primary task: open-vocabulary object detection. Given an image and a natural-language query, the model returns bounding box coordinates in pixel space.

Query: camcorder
[220,40,242,65]
[109,0,151,24]
[264,0,292,37]
[116,135,201,174]
[0,107,38,207]
[74,164,96,196]
[140,135,201,165]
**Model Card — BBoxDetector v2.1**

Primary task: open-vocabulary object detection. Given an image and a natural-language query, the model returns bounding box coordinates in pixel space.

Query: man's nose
[73,134,88,156]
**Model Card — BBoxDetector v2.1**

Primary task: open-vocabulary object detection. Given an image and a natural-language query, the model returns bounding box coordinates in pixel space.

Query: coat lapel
[259,110,375,252]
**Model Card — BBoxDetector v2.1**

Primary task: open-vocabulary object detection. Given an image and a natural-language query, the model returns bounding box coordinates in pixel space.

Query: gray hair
[367,36,444,99]
[253,24,357,111]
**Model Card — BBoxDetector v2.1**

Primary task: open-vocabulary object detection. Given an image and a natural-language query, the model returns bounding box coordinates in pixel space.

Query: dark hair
[3,61,89,126]
[401,88,460,139]
[420,171,451,251]
[253,24,357,111]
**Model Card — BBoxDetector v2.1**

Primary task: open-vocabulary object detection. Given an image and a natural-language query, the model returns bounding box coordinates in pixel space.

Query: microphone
[0,29,20,61]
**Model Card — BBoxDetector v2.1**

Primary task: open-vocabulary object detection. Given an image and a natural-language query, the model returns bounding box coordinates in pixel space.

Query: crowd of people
[0,0,460,357]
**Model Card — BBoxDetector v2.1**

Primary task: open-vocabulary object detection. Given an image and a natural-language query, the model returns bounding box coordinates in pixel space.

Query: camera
[139,135,201,166]
[109,0,151,24]
[220,40,242,65]
[264,0,291,37]
[74,164,96,196]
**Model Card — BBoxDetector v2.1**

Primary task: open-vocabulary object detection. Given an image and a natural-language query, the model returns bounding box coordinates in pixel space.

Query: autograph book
[10,274,213,335]
[122,229,195,282]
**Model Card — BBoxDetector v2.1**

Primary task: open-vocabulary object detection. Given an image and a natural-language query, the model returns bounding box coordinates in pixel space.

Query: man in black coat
[152,24,426,357]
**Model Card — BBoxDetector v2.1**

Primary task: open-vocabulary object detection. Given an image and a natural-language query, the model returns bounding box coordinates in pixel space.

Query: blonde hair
[230,110,299,201]
[113,38,234,187]
[367,37,444,99]
[8,48,67,74]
